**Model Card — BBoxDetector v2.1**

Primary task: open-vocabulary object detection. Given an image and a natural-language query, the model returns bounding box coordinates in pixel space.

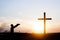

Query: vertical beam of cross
[38,12,52,34]
[44,12,46,34]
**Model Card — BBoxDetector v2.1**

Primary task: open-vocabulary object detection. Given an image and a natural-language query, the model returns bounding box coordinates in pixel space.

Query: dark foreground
[0,32,60,40]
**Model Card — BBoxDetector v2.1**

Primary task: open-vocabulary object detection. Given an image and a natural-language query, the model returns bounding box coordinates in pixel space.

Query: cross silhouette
[38,12,52,34]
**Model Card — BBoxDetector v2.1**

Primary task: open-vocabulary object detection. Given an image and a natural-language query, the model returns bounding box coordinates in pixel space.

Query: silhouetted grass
[0,32,60,40]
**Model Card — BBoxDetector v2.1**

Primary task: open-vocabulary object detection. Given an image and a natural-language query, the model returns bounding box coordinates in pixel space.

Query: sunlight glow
[32,21,44,33]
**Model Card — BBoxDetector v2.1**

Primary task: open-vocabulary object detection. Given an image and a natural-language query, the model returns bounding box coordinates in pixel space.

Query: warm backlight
[32,21,44,33]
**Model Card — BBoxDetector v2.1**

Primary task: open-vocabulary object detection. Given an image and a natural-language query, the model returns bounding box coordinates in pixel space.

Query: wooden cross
[38,12,52,34]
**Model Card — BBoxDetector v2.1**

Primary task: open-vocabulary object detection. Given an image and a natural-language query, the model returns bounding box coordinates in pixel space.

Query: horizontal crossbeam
[38,18,52,20]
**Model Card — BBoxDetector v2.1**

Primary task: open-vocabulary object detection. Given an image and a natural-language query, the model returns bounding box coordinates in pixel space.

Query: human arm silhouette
[10,24,20,33]
[11,24,20,28]
[13,24,20,28]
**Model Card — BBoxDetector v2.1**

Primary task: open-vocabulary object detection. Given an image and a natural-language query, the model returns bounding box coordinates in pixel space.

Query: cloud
[0,23,9,32]
[0,17,22,32]
[0,27,4,32]
[0,17,32,33]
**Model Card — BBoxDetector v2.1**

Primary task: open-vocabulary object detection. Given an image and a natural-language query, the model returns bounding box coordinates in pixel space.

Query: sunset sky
[0,0,60,33]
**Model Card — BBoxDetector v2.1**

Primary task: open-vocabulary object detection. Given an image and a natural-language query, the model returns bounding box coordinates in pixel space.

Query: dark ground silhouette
[0,32,60,40]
